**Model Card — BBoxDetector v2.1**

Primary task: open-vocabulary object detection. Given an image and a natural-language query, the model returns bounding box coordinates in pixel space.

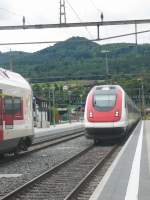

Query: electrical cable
[65,0,94,39]
[0,7,31,25]
[95,29,150,41]
[0,29,149,45]
[0,7,22,17]
[89,0,101,13]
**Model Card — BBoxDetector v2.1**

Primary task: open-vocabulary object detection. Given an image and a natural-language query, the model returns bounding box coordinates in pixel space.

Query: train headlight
[115,110,119,117]
[89,111,93,118]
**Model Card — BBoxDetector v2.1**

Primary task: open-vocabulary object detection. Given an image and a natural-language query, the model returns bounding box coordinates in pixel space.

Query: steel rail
[1,145,94,200]
[64,145,118,200]
[29,131,84,152]
[32,127,84,145]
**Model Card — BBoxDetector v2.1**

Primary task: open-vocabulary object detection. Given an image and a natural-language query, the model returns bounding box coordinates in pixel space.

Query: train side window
[14,97,21,113]
[4,96,13,114]
[13,97,23,120]
[4,96,14,129]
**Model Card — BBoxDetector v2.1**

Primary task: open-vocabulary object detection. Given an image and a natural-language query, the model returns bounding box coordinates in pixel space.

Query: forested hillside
[0,37,150,80]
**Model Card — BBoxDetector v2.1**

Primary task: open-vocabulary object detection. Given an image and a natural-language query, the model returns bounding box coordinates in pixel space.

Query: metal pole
[68,91,71,123]
[48,90,51,125]
[60,0,66,24]
[105,53,109,75]
[105,52,109,83]
[52,88,55,126]
[135,23,138,54]
[101,50,110,83]
[40,102,43,128]
[141,81,145,119]
[59,0,61,24]
[9,49,13,71]
[97,25,100,40]
[138,87,142,116]
[64,0,66,23]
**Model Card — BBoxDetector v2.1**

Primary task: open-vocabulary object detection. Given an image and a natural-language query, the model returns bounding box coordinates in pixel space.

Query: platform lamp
[50,86,56,126]
[68,90,72,123]
[48,89,51,126]
[138,78,145,119]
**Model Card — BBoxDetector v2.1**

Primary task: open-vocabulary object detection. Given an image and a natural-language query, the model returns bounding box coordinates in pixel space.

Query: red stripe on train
[0,129,3,141]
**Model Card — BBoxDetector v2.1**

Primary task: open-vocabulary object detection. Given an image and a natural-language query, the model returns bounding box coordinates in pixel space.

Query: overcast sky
[0,0,150,52]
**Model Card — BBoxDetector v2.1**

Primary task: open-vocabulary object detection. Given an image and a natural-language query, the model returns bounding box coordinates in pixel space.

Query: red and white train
[84,85,141,143]
[0,68,34,155]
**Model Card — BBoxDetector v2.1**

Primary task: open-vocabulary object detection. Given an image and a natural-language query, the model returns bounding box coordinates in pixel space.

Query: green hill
[0,37,150,81]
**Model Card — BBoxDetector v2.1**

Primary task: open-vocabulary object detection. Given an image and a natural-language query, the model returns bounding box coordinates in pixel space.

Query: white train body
[0,68,34,154]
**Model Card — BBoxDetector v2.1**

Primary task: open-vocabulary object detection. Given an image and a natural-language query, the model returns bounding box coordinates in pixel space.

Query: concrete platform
[33,122,84,143]
[90,120,150,200]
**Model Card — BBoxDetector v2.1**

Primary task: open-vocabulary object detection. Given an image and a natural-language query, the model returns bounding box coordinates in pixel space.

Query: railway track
[33,127,84,145]
[65,145,119,200]
[0,130,84,164]
[29,130,84,152]
[1,144,119,200]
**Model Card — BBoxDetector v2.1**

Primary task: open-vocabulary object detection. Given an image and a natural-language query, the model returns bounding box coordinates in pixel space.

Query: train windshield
[93,94,116,111]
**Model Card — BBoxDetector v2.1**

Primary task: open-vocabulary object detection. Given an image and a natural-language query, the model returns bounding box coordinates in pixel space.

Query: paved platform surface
[90,120,150,200]
[33,122,84,144]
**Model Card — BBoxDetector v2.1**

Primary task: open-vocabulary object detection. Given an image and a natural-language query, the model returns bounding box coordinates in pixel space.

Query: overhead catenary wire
[0,7,31,25]
[0,7,22,17]
[89,0,102,13]
[0,29,149,46]
[65,0,94,39]
[89,0,104,23]
[95,29,150,41]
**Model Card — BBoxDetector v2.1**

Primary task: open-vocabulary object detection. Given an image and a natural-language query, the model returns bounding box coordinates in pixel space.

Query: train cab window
[93,94,116,111]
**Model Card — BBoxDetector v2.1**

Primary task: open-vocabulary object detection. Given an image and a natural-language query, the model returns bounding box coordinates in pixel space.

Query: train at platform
[84,85,141,143]
[0,68,34,155]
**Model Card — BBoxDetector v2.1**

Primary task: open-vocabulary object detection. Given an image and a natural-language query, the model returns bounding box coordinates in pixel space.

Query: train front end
[84,85,127,141]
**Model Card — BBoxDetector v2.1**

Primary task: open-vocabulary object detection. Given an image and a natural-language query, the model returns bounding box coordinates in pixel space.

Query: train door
[4,96,14,129]
[0,90,3,140]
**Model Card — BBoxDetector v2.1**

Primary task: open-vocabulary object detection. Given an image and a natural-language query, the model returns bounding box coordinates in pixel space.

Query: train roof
[91,85,124,92]
[0,68,31,90]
